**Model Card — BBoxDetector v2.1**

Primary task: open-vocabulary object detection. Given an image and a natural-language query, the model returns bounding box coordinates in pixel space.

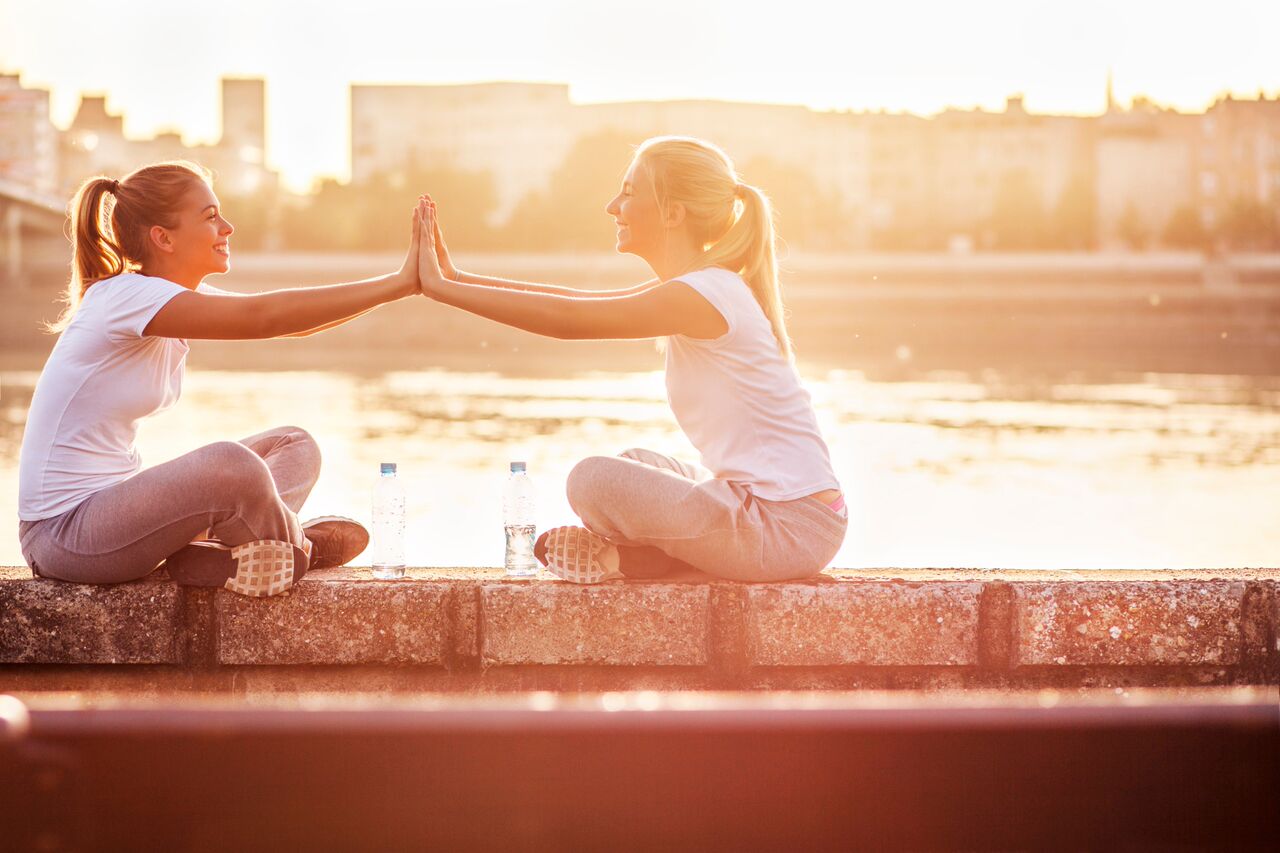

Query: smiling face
[151,180,234,279]
[604,158,666,258]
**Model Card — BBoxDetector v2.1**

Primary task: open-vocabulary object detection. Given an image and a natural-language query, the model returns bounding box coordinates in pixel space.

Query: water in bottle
[371,462,406,579]
[503,461,537,577]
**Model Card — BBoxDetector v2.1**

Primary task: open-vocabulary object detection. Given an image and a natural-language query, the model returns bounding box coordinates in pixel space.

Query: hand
[422,192,459,280]
[395,203,422,297]
[416,198,446,299]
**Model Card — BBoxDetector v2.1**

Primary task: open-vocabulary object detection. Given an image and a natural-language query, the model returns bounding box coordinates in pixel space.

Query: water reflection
[2,369,1277,570]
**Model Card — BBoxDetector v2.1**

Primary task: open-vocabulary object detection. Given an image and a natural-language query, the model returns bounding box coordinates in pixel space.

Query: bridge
[0,178,66,290]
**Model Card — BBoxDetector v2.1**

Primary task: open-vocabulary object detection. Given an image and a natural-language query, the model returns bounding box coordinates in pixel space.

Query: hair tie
[108,179,120,193]
[734,183,747,199]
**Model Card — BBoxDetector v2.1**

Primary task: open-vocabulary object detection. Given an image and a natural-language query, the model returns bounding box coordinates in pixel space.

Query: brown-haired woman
[17,161,421,596]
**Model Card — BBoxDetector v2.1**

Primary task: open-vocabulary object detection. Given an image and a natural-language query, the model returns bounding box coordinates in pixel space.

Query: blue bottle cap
[509,461,526,473]
[380,462,397,475]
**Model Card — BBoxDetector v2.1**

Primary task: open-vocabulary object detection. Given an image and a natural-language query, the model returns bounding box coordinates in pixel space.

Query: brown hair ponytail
[49,160,211,332]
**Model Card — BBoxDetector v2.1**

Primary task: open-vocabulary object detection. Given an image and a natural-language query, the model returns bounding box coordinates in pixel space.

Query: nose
[220,217,234,236]
[605,195,620,217]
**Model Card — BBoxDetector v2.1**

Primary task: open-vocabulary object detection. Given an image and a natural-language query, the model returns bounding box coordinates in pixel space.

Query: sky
[2,0,1278,192]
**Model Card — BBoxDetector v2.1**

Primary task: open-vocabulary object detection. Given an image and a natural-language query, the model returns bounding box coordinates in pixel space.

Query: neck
[644,233,704,282]
[139,259,202,290]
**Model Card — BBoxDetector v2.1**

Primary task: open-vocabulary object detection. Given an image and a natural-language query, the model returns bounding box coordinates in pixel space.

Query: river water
[2,368,1277,570]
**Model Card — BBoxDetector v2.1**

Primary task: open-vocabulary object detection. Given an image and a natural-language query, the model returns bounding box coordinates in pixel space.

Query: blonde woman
[416,136,846,583]
[18,161,420,595]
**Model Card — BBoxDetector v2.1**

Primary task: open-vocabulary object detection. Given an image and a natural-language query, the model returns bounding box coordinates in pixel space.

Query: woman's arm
[424,192,659,299]
[455,270,661,299]
[276,305,379,338]
[418,201,725,341]
[145,211,420,340]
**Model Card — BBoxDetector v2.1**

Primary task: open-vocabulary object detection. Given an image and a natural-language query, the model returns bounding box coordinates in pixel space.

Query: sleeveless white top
[664,267,839,501]
[18,273,216,520]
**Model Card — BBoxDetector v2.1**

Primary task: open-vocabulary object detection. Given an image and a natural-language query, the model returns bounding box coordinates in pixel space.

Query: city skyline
[3,0,1279,191]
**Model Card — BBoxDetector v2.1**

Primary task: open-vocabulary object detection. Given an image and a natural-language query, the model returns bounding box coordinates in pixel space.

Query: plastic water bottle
[371,462,406,579]
[503,461,537,577]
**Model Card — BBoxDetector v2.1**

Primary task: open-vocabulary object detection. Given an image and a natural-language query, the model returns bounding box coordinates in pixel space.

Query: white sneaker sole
[541,526,622,584]
[224,539,302,597]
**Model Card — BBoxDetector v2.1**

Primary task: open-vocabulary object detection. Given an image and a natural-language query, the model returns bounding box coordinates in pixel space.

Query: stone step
[2,567,1277,692]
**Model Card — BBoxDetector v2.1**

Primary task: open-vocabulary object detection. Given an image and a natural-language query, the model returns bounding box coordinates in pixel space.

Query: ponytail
[50,177,128,332]
[48,161,211,333]
[635,137,792,358]
[700,182,790,359]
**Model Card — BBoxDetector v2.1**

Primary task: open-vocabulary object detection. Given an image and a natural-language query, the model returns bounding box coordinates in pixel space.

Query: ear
[149,224,175,255]
[665,201,687,229]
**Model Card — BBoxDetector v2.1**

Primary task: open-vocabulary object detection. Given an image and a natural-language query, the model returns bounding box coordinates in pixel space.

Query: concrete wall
[3,567,1275,694]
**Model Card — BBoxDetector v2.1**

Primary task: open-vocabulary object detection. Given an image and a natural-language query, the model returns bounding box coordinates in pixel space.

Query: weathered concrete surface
[479,582,710,666]
[217,578,454,666]
[745,582,982,666]
[1014,581,1248,666]
[0,573,181,664]
[2,567,1277,692]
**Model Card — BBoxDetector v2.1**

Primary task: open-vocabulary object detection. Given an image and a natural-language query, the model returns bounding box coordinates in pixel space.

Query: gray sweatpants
[566,448,847,582]
[18,426,319,584]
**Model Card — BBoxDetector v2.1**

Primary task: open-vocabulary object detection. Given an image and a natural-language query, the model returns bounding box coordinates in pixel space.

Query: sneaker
[302,516,369,570]
[165,539,309,597]
[534,526,623,584]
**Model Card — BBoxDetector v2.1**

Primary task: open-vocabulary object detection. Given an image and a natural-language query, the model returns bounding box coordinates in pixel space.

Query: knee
[204,441,276,496]
[278,425,322,466]
[566,456,620,516]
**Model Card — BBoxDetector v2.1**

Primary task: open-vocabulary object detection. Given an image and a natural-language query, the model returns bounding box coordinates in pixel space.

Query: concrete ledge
[217,580,455,666]
[0,576,183,665]
[746,582,982,666]
[1014,581,1248,666]
[479,583,710,666]
[2,567,1277,691]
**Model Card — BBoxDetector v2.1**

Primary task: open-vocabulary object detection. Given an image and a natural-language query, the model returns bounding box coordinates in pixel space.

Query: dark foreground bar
[2,692,1277,851]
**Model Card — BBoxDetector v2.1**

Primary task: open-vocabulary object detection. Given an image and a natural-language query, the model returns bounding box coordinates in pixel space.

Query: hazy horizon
[4,0,1279,191]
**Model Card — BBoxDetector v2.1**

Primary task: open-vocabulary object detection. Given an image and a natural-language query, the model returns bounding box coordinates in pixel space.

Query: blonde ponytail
[49,161,211,333]
[635,137,792,358]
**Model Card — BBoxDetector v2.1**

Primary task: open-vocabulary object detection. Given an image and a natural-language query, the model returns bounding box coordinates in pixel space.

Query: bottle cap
[509,461,526,473]
[380,462,397,475]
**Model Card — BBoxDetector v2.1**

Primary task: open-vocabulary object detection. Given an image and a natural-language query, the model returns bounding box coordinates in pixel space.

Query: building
[60,78,278,199]
[1195,94,1280,239]
[351,82,578,220]
[0,73,58,196]
[351,82,872,241]
[1095,97,1197,248]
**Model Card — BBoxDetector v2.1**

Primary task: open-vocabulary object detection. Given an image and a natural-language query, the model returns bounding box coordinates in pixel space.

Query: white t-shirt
[664,267,840,501]
[18,273,216,521]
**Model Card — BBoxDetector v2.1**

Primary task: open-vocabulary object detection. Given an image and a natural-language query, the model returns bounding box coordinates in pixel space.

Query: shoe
[302,516,369,570]
[166,539,309,597]
[534,526,623,584]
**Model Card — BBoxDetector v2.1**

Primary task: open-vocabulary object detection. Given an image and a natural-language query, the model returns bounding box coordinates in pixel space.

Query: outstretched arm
[423,193,660,299]
[145,209,421,340]
[417,199,725,341]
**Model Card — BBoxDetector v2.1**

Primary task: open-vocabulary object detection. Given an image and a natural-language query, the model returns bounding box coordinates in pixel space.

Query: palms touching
[417,197,448,297]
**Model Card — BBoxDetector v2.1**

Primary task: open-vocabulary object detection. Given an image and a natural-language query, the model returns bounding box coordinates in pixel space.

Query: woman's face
[605,159,664,258]
[158,181,234,278]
